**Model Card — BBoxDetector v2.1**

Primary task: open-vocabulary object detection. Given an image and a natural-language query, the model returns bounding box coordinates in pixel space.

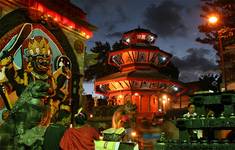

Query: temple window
[137,34,146,40]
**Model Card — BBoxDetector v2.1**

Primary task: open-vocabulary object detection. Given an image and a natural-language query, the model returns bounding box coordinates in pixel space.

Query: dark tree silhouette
[159,62,179,80]
[84,41,119,81]
[112,40,128,51]
[199,73,222,92]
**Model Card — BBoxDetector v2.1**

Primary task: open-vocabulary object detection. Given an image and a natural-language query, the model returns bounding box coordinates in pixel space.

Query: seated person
[183,103,202,140]
[60,108,100,150]
[183,103,197,118]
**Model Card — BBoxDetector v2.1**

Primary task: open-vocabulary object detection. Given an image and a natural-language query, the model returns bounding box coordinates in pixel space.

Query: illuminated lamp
[161,56,166,61]
[86,35,90,39]
[162,95,167,100]
[126,38,130,43]
[118,95,123,99]
[81,32,86,36]
[122,37,130,45]
[131,131,137,137]
[147,35,155,43]
[208,16,218,24]
[173,86,178,91]
[89,114,93,118]
[134,92,139,96]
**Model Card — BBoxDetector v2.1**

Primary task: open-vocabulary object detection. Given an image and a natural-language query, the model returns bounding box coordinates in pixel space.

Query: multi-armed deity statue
[0,23,72,149]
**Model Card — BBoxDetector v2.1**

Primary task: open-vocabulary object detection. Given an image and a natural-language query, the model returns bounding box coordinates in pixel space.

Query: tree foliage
[197,0,235,50]
[84,41,119,81]
[84,52,99,68]
[112,40,128,51]
[159,62,179,80]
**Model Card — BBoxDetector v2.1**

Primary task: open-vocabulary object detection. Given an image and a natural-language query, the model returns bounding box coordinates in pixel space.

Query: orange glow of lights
[131,131,137,137]
[118,95,123,99]
[35,3,92,38]
[81,32,86,36]
[86,35,90,39]
[37,4,44,12]
[162,95,167,100]
[208,16,218,24]
[134,93,139,96]
[89,114,93,118]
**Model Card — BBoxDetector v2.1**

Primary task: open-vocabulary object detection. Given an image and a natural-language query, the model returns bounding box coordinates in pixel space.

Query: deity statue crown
[27,37,51,56]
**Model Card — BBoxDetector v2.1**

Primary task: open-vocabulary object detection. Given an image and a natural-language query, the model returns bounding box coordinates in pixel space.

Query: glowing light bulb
[131,131,137,137]
[173,86,178,91]
[208,16,218,24]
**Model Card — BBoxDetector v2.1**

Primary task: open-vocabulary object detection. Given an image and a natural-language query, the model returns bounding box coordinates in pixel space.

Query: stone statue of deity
[0,31,71,120]
[0,23,73,149]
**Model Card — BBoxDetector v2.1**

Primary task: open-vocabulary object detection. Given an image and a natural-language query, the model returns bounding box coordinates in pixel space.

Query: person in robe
[60,108,100,150]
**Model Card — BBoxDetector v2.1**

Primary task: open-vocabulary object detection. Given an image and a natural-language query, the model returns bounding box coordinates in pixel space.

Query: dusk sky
[72,0,219,94]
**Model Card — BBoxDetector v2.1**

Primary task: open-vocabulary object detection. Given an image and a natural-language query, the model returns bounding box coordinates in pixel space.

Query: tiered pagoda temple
[95,28,188,120]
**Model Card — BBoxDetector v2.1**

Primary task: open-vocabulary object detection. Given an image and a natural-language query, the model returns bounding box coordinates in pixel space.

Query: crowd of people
[42,107,131,150]
[42,107,100,150]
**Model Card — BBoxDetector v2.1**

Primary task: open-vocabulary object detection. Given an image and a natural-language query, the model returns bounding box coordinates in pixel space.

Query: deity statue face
[26,36,52,74]
[31,54,51,74]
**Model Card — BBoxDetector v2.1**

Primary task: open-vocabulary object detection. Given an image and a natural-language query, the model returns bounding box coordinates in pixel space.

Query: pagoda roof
[108,45,172,69]
[96,70,180,83]
[95,70,187,96]
[123,27,157,37]
[36,0,97,31]
[111,44,172,55]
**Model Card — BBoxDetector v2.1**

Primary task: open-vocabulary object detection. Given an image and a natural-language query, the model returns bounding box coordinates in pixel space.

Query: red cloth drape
[60,126,100,150]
